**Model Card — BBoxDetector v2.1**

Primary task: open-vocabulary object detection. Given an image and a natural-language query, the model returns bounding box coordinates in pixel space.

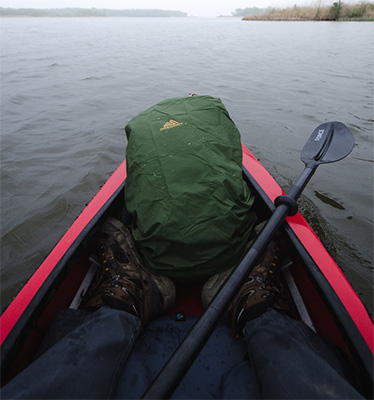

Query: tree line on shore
[240,2,374,21]
[232,7,270,17]
[0,8,187,18]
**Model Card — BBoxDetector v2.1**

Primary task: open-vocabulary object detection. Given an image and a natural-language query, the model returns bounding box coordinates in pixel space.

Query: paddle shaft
[142,165,317,399]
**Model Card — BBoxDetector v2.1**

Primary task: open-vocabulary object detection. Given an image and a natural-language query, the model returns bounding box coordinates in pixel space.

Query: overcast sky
[0,0,360,17]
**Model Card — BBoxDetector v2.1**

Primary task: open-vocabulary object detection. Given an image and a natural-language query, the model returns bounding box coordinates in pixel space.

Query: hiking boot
[81,217,176,325]
[202,234,297,335]
[201,266,235,309]
[227,235,297,335]
[201,221,266,309]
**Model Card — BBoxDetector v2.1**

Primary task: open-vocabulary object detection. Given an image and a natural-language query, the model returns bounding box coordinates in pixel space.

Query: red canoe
[1,143,373,395]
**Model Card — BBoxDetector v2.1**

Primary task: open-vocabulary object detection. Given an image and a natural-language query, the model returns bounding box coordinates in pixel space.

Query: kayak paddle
[141,121,355,399]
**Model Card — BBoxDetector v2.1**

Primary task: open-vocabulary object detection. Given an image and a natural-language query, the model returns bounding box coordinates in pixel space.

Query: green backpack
[125,95,257,280]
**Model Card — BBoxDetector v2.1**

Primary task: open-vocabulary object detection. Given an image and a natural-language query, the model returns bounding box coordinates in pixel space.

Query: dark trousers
[2,308,362,399]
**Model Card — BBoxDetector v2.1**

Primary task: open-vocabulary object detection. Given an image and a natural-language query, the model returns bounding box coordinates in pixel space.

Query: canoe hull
[1,145,372,394]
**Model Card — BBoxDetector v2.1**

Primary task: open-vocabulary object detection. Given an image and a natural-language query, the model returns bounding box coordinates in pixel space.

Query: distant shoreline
[2,4,374,20]
[0,8,188,18]
[242,2,374,21]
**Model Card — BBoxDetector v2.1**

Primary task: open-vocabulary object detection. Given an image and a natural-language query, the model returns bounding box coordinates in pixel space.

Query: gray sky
[0,0,360,17]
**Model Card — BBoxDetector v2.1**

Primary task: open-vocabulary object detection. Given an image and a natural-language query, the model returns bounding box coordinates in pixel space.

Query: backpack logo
[160,119,183,131]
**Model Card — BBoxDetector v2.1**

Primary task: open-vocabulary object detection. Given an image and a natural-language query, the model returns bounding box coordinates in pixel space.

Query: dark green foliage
[346,4,367,18]
[328,2,342,20]
[232,7,269,16]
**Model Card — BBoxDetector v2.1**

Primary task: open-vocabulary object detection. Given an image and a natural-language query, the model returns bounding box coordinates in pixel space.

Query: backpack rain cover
[125,95,257,280]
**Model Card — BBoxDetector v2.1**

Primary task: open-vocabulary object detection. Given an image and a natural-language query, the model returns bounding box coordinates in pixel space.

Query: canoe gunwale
[241,149,373,389]
[283,222,374,387]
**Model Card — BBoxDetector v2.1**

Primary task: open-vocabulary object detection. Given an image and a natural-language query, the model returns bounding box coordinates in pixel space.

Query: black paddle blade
[301,121,354,166]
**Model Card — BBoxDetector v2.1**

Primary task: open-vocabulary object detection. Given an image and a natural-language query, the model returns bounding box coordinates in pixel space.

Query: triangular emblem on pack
[160,119,183,131]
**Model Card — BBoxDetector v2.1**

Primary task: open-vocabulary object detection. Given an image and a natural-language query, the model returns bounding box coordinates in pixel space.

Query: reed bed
[242,2,374,21]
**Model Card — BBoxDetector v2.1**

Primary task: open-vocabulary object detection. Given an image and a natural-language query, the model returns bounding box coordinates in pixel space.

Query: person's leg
[226,237,363,399]
[2,217,176,399]
[243,309,362,399]
[2,307,140,399]
[203,234,363,399]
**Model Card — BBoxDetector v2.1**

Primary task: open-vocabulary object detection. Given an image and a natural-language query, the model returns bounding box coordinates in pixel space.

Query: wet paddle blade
[301,121,354,166]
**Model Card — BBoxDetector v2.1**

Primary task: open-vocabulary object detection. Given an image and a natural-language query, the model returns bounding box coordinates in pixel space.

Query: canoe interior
[1,165,372,397]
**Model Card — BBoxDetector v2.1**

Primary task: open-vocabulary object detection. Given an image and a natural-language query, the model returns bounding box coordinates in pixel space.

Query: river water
[1,18,373,314]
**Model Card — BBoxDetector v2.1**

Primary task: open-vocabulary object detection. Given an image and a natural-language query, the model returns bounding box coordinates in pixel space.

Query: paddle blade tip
[301,121,355,166]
